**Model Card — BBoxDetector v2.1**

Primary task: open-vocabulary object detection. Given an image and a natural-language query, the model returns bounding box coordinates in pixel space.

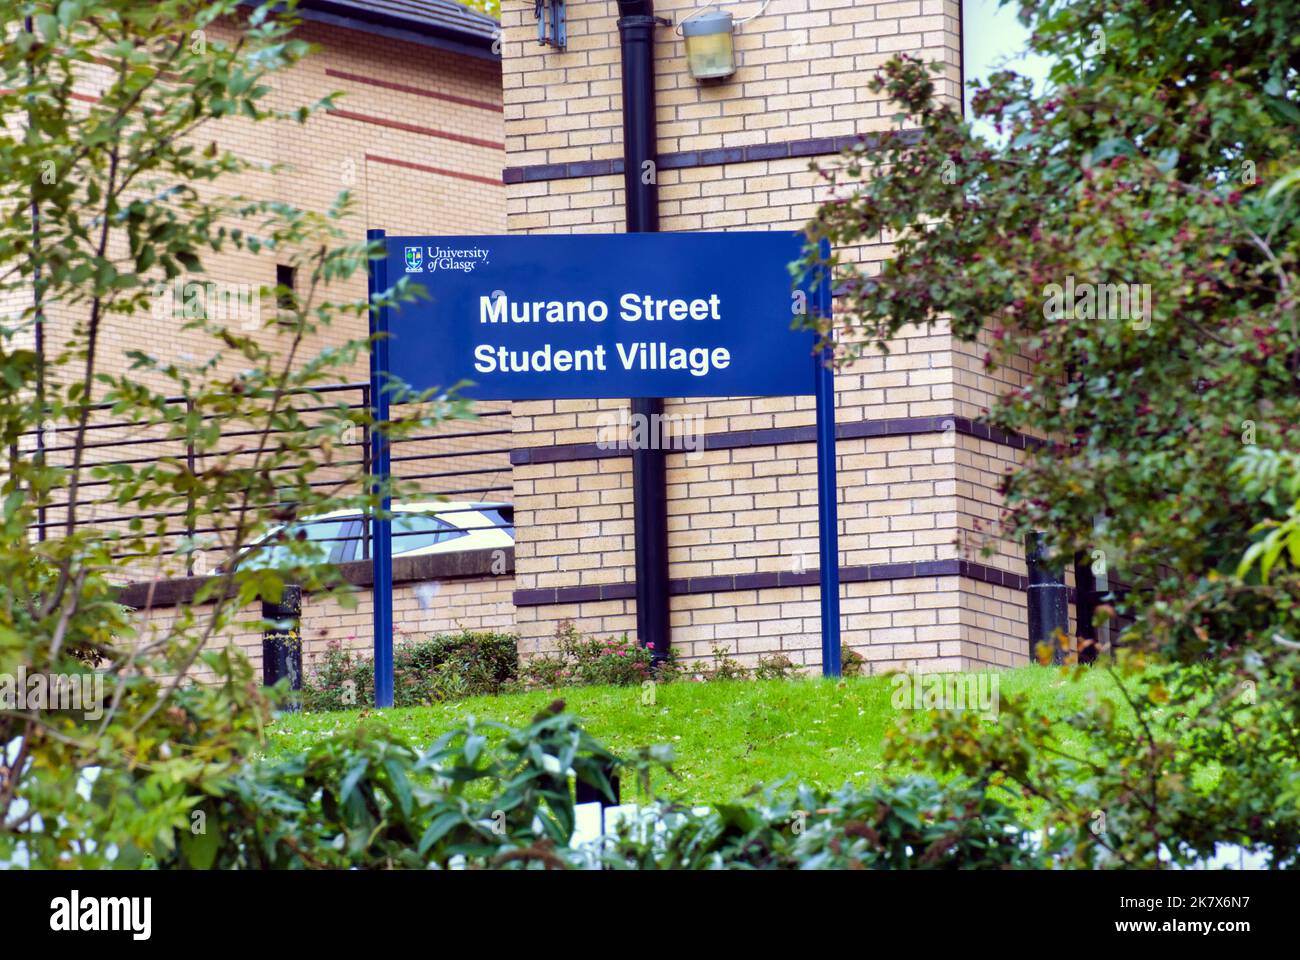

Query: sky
[961,0,1055,142]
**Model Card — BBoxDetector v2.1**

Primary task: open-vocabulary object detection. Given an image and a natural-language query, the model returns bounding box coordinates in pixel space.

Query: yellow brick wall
[140,572,515,685]
[23,11,508,500]
[34,1,1064,678]
[29,16,504,400]
[501,0,961,170]
[21,12,516,661]
[503,0,1043,673]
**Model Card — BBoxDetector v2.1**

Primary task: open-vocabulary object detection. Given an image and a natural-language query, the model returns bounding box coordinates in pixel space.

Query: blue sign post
[366,229,395,708]
[812,240,841,678]
[364,232,841,704]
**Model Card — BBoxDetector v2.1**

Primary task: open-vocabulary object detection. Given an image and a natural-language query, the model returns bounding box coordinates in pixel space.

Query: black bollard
[262,585,303,710]
[1074,550,1099,665]
[1026,533,1069,664]
[575,765,621,809]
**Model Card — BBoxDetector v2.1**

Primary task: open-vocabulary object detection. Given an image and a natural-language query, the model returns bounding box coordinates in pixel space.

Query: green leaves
[178,805,220,870]
[1235,450,1300,585]
[0,0,478,868]
[893,653,1300,868]
[147,709,641,869]
[794,0,1300,869]
[800,0,1300,636]
[601,776,1046,870]
[34,14,61,43]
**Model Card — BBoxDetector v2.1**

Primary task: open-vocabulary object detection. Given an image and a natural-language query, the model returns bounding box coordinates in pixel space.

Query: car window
[333,519,364,563]
[257,517,354,567]
[479,507,514,538]
[391,514,466,552]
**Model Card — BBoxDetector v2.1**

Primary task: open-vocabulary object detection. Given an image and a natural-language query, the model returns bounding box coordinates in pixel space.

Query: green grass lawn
[267,666,1124,804]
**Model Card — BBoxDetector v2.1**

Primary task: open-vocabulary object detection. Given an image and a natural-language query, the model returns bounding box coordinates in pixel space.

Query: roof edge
[245,1,501,62]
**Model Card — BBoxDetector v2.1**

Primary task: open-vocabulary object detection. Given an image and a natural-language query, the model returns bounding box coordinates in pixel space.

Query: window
[391,514,465,553]
[338,515,469,561]
[252,517,355,568]
[276,264,296,324]
[478,506,514,538]
[333,519,364,563]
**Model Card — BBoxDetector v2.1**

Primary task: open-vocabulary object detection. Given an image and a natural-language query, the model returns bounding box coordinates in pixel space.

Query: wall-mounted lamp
[681,7,736,81]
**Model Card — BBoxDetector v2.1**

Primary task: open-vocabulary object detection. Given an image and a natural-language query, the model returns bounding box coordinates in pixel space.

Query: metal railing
[18,381,513,577]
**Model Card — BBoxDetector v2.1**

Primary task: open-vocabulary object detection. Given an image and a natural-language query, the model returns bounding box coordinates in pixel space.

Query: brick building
[499,0,1054,673]
[40,2,516,665]
[118,0,505,391]
[115,0,1068,678]
[9,1,504,391]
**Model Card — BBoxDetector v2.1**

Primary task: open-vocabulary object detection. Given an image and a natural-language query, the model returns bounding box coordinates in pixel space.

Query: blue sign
[365,228,841,705]
[382,232,817,400]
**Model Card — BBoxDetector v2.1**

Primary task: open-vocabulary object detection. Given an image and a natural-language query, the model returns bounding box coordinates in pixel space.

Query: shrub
[398,631,518,704]
[894,655,1300,868]
[300,640,370,711]
[694,643,748,681]
[521,621,675,689]
[840,643,867,677]
[753,653,799,680]
[300,630,519,710]
[159,701,630,869]
[149,699,1047,870]
[304,627,869,707]
[600,777,1047,870]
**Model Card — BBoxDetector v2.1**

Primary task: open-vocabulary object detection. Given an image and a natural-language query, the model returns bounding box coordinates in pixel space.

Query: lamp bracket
[533,0,567,50]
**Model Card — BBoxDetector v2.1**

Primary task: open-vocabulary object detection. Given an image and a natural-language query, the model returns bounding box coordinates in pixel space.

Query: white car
[232,501,513,569]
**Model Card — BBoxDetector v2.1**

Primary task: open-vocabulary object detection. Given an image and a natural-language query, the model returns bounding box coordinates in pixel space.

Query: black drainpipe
[616,0,671,661]
[1026,532,1070,664]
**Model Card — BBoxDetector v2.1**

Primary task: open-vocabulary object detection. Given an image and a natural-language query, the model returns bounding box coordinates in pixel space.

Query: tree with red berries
[803,0,1300,866]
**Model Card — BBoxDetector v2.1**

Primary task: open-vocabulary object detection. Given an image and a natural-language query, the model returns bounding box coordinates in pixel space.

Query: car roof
[286,501,510,523]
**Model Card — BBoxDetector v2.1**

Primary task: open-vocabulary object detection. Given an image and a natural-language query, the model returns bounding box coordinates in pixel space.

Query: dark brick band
[510,415,1036,466]
[367,153,502,188]
[502,129,923,185]
[513,558,1031,607]
[324,69,503,113]
[327,107,504,150]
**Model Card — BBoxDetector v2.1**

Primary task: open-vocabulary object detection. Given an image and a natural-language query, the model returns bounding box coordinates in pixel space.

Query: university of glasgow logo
[404,246,423,272]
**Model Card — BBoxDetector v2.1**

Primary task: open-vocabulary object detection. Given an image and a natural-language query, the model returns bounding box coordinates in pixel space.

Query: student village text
[472,292,735,378]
